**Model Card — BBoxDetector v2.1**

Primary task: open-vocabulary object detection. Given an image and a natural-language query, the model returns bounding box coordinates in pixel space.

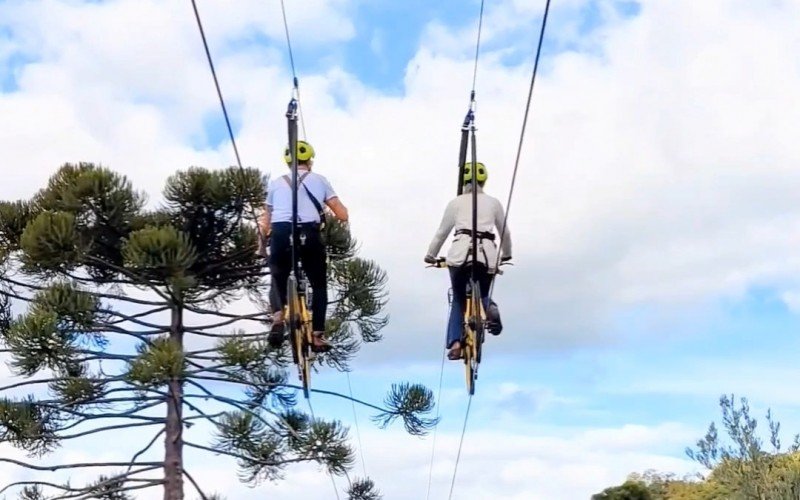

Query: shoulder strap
[282,172,326,224]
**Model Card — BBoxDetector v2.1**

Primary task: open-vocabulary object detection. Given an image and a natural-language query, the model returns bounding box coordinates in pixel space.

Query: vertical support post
[286,98,299,279]
[469,122,478,283]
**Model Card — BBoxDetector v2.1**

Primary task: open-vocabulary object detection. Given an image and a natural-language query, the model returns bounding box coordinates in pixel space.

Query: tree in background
[0,163,436,500]
[593,394,800,500]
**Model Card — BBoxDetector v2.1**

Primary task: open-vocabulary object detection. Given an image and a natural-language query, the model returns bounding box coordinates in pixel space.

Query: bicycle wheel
[463,290,476,396]
[288,277,309,397]
[298,294,312,399]
[472,281,485,366]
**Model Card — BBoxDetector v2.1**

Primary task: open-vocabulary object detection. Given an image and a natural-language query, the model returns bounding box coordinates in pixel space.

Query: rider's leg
[447,265,468,359]
[478,268,503,335]
[299,225,331,352]
[268,223,292,340]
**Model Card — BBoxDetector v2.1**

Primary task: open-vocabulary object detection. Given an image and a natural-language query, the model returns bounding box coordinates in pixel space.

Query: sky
[2,0,800,498]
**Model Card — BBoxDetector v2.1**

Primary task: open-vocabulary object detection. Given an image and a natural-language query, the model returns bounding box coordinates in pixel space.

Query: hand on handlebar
[425,255,447,268]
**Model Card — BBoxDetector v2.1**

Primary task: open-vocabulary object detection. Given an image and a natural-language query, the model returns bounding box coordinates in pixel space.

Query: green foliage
[373,383,439,436]
[0,162,436,499]
[3,310,72,376]
[16,485,46,500]
[49,362,105,407]
[347,478,382,500]
[0,200,38,252]
[127,337,186,387]
[19,211,80,273]
[592,480,652,500]
[85,475,135,500]
[600,395,800,500]
[0,396,59,456]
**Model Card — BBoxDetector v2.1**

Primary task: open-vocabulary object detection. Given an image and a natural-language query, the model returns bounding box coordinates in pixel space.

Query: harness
[455,228,495,241]
[282,171,326,228]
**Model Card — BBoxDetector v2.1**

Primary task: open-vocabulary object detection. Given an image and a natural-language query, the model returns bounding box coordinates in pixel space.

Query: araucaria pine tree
[0,163,436,500]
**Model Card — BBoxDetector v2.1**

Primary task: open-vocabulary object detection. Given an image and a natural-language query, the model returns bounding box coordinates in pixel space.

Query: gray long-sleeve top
[426,189,512,271]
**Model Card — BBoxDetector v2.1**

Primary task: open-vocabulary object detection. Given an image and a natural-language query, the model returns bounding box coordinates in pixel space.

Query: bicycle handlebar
[427,257,514,270]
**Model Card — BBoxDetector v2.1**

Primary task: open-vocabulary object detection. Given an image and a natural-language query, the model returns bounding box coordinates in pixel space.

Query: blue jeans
[447,264,493,348]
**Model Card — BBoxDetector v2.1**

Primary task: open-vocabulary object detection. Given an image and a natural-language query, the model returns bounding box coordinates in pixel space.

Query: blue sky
[4,0,800,498]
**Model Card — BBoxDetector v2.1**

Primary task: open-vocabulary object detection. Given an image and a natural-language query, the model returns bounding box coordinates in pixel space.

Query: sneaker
[486,302,503,335]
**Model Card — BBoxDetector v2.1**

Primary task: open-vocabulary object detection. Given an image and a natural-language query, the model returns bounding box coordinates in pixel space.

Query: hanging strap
[283,172,326,226]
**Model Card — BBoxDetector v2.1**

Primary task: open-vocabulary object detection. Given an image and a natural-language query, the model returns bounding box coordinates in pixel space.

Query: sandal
[447,342,463,360]
[310,332,333,353]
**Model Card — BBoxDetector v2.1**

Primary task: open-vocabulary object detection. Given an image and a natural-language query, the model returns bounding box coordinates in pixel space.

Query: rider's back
[427,190,512,270]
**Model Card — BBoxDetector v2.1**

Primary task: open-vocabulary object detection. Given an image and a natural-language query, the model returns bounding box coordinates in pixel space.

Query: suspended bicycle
[285,250,314,399]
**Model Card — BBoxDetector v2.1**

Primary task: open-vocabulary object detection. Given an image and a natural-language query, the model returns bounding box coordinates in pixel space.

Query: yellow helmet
[284,140,315,164]
[463,162,488,185]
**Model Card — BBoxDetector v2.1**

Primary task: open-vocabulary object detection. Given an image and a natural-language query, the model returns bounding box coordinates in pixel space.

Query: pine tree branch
[58,420,168,440]
[183,468,210,500]
[182,304,268,321]
[50,478,164,500]
[183,329,267,339]
[0,458,162,471]
[81,256,175,303]
[127,428,165,474]
[99,307,170,330]
[183,311,271,331]
[184,441,308,467]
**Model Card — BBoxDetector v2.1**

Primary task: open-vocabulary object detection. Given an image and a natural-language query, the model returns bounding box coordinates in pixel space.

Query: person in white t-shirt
[425,162,512,360]
[258,140,349,352]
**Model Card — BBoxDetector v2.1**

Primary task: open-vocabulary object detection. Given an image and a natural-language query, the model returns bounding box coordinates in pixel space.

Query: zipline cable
[425,346,448,500]
[306,397,342,500]
[447,1,553,497]
[489,0,552,300]
[189,0,267,258]
[279,0,307,139]
[192,3,337,498]
[346,370,368,478]
[470,0,486,97]
[447,395,474,500]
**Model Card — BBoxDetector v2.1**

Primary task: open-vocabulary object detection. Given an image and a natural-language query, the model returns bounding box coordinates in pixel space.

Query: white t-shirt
[266,168,337,223]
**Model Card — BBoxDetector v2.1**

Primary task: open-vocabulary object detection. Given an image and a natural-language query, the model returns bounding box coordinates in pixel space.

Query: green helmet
[463,162,488,185]
[284,140,315,164]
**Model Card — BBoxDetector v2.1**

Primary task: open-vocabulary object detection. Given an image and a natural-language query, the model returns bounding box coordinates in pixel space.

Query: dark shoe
[487,302,503,335]
[268,321,285,348]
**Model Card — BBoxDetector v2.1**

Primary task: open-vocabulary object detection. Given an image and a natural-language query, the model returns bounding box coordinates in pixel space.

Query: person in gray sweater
[425,162,512,360]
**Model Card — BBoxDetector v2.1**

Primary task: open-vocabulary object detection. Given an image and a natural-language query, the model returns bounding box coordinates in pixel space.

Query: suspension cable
[189,0,267,258]
[425,346,448,500]
[279,0,307,139]
[470,0,486,98]
[446,1,553,496]
[489,0,552,299]
[346,370,368,478]
[306,397,342,500]
[447,395,474,500]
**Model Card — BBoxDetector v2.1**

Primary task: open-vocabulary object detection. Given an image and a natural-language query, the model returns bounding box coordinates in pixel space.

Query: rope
[425,348,448,500]
[279,0,307,139]
[470,0,486,98]
[189,0,267,257]
[489,0,553,299]
[306,397,342,500]
[346,370,368,477]
[447,395,474,500]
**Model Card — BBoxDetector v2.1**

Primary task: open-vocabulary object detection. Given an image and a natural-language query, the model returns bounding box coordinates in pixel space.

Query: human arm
[425,200,457,260]
[321,176,349,222]
[325,196,349,222]
[494,199,512,260]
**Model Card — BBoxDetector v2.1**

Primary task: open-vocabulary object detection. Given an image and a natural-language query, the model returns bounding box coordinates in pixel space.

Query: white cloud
[0,420,699,499]
[3,0,800,496]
